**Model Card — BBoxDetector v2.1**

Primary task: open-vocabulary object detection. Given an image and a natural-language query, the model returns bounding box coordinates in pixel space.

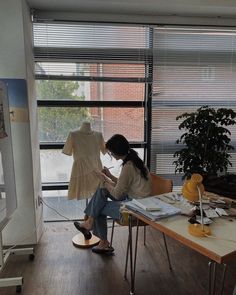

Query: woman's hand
[102,166,113,179]
[94,170,106,182]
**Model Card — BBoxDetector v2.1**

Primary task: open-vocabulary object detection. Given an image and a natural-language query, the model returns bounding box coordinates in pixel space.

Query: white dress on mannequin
[62,122,106,200]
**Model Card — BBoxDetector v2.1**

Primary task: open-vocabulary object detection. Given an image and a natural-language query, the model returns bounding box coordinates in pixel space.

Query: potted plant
[173,106,236,196]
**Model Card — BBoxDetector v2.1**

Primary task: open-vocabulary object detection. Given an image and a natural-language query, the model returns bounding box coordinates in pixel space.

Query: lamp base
[188,223,211,237]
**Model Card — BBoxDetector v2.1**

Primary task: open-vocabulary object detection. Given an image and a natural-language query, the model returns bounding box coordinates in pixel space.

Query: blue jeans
[84,188,128,240]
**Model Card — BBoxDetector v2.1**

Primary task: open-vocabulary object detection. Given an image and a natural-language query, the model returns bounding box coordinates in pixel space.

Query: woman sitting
[74,134,152,254]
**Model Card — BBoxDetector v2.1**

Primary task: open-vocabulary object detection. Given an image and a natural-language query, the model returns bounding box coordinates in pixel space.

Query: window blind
[33,21,152,219]
[151,26,236,186]
[33,22,152,81]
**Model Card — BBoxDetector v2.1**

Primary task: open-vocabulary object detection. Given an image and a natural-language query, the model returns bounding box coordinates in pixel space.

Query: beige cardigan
[108,161,152,200]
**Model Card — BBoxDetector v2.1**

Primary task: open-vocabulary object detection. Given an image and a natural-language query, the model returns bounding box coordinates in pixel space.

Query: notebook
[132,197,161,211]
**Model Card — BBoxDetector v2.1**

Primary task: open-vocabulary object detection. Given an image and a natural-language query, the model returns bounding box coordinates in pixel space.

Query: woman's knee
[94,187,109,200]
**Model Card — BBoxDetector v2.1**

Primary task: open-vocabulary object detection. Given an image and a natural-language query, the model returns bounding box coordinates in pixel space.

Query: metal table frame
[127,212,235,295]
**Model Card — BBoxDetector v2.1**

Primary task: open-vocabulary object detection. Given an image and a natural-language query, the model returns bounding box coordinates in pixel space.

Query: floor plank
[1,222,235,295]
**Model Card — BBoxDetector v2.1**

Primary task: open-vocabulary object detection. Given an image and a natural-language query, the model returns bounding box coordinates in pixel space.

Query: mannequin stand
[72,233,100,248]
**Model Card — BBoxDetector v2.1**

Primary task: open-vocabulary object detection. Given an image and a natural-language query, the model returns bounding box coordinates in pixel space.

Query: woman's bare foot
[80,216,94,231]
[92,239,114,254]
[96,240,112,249]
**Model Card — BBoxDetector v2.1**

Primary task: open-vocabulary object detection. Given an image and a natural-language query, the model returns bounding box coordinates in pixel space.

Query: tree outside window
[36,80,90,142]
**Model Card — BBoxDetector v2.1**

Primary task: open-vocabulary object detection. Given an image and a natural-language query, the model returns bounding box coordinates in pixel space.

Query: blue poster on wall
[0,79,29,123]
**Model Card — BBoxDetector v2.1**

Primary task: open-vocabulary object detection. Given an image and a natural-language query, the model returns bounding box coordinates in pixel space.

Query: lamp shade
[182,173,204,202]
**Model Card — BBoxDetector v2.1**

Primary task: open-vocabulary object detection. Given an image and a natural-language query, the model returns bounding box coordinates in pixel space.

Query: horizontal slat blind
[33,22,152,79]
[34,23,149,48]
[33,21,150,155]
[151,27,236,186]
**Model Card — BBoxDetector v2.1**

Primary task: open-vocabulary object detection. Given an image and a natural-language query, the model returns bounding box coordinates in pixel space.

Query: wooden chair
[110,173,173,279]
[150,173,173,196]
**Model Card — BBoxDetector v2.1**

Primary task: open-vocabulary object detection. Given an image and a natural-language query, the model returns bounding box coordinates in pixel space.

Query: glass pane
[42,190,86,221]
[38,107,144,142]
[36,79,145,101]
[35,63,146,80]
[40,148,144,183]
[40,150,72,183]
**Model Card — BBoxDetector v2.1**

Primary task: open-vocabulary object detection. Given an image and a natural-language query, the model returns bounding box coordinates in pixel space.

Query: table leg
[208,261,216,295]
[124,237,130,280]
[219,264,227,295]
[162,233,172,271]
[208,261,227,295]
[133,219,140,279]
[208,261,212,295]
[129,214,135,295]
[124,218,139,281]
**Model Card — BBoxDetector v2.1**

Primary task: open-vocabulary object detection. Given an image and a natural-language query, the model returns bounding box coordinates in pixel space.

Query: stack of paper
[132,198,161,211]
[125,196,181,221]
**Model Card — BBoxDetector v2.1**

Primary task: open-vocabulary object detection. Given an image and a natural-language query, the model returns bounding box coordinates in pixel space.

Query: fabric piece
[62,130,106,200]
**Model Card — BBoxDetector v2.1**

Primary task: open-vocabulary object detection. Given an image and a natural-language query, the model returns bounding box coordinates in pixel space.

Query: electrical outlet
[38,196,43,207]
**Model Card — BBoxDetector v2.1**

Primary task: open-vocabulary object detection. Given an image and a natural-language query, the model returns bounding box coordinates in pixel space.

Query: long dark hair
[106,134,148,180]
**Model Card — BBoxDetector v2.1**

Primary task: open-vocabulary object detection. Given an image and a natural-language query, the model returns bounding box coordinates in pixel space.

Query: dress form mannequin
[63,121,106,247]
[62,122,106,200]
[79,121,92,133]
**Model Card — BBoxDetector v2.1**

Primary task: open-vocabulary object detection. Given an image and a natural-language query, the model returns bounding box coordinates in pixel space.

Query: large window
[151,27,236,187]
[34,22,236,220]
[33,22,152,220]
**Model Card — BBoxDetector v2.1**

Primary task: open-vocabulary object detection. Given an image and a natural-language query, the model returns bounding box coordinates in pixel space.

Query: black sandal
[92,245,114,255]
[74,221,92,240]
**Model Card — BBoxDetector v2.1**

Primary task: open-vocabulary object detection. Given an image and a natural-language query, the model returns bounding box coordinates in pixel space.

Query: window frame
[34,22,153,191]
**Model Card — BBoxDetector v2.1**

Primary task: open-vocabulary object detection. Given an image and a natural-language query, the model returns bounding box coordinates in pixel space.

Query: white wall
[0,0,43,245]
[0,1,26,79]
[22,0,43,242]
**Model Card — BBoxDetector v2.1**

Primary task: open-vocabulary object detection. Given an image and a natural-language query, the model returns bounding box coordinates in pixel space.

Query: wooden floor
[1,222,236,295]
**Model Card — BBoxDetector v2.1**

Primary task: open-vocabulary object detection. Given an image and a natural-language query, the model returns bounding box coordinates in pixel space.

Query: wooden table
[127,210,236,295]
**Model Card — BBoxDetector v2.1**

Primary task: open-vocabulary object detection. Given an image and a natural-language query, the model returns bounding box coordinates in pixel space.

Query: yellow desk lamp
[182,173,211,237]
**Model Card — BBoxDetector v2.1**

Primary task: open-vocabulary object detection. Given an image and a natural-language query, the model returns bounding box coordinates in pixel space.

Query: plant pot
[203,174,236,199]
